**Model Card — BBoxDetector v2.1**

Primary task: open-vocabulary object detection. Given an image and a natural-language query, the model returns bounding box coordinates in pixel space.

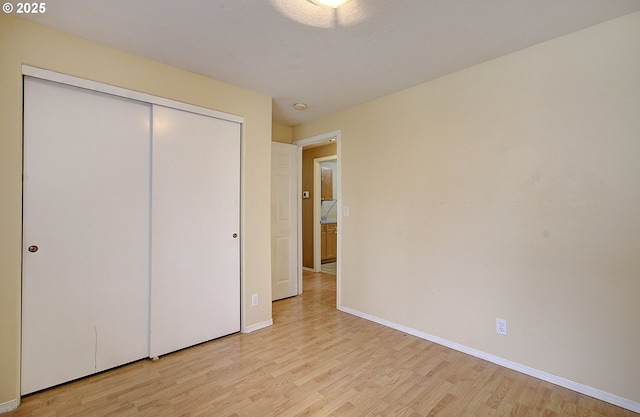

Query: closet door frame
[22,66,243,125]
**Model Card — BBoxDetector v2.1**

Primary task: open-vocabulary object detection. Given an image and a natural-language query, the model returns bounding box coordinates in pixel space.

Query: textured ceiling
[18,0,640,126]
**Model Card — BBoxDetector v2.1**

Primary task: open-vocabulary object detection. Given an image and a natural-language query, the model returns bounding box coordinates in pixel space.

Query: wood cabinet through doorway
[321,166,333,201]
[321,223,337,262]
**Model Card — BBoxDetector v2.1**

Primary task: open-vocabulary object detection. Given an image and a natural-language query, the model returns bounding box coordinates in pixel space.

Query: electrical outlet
[496,318,507,335]
[251,294,259,307]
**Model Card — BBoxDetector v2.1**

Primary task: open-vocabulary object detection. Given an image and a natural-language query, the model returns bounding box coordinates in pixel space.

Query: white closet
[21,75,240,395]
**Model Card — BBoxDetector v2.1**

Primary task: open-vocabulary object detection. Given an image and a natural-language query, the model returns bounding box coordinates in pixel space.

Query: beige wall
[301,144,337,268]
[272,121,293,144]
[0,14,272,405]
[294,12,640,403]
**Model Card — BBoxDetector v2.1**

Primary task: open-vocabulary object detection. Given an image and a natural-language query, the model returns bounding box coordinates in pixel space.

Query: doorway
[294,130,341,307]
[315,156,338,274]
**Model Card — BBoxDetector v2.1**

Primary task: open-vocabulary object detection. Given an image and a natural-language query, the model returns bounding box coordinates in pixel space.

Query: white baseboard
[338,305,640,414]
[242,319,273,333]
[0,399,18,414]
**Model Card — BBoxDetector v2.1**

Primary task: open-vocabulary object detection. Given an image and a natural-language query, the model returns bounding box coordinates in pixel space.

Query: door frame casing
[293,130,341,307]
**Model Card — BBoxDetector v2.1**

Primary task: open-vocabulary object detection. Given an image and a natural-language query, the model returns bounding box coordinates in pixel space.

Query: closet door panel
[22,78,151,394]
[150,105,240,358]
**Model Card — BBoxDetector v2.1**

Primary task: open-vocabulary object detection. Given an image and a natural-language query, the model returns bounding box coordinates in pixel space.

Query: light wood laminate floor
[8,270,638,417]
[320,261,336,275]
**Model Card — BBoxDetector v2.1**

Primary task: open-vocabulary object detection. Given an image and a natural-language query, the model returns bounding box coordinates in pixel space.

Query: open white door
[271,142,298,300]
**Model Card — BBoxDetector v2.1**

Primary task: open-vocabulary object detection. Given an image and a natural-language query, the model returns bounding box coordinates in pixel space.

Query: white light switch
[343,206,349,217]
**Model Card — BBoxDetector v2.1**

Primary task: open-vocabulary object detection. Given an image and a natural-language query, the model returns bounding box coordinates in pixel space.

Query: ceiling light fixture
[309,0,352,8]
[293,103,308,110]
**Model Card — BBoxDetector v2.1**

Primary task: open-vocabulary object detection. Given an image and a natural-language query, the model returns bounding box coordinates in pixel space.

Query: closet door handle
[28,245,39,253]
[232,233,238,239]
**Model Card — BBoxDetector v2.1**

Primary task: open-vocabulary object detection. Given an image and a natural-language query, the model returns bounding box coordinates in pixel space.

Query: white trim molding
[338,305,640,414]
[22,65,243,124]
[0,399,18,414]
[242,319,273,334]
[293,130,340,148]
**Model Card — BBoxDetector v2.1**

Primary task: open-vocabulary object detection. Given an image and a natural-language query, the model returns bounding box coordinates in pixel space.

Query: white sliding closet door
[150,105,240,358]
[22,78,151,394]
